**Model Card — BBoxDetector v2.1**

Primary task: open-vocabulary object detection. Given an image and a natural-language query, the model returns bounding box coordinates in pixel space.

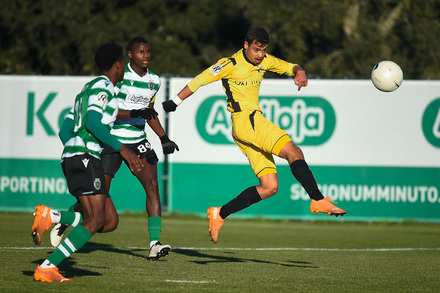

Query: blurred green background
[1,0,439,79]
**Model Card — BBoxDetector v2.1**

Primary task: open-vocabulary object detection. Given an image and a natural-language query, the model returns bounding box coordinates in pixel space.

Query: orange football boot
[310,197,346,217]
[31,205,53,245]
[34,265,74,283]
[207,207,225,244]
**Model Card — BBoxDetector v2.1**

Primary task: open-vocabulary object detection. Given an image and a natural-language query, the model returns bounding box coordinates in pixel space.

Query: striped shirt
[62,76,115,159]
[109,63,161,144]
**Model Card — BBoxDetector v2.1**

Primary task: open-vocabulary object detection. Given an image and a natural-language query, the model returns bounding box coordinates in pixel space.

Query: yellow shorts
[231,110,292,177]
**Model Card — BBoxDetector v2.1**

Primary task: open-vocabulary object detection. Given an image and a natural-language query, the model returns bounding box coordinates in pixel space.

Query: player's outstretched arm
[293,65,308,91]
[162,85,194,112]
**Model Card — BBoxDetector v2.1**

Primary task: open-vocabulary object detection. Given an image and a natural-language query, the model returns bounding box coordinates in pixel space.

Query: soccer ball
[371,60,403,92]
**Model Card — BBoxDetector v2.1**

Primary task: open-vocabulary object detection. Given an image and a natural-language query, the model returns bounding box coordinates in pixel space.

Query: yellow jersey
[188,48,297,113]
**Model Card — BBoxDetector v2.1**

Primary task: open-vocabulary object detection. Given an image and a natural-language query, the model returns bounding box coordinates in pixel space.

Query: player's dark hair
[127,37,149,52]
[94,43,124,72]
[245,26,270,45]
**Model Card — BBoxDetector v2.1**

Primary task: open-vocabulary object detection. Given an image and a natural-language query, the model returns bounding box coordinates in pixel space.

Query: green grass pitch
[1,212,440,292]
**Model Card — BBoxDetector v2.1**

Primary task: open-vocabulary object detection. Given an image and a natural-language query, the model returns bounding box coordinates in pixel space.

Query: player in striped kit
[31,43,143,282]
[51,37,176,260]
[104,37,177,260]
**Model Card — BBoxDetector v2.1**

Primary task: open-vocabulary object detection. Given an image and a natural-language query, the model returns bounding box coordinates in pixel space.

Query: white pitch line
[1,246,440,252]
[165,279,215,284]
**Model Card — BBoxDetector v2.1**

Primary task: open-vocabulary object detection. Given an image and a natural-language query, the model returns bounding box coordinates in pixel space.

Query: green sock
[47,224,91,266]
[59,211,83,227]
[148,216,162,242]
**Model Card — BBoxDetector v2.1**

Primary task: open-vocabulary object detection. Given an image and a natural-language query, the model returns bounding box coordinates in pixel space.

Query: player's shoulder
[90,76,113,90]
[262,52,286,65]
[87,76,114,99]
[147,69,160,78]
[215,49,242,68]
[146,69,161,85]
[210,53,238,75]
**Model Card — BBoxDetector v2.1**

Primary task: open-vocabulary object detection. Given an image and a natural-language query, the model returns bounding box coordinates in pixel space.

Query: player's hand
[130,108,158,120]
[294,69,308,91]
[119,145,143,171]
[162,100,178,112]
[160,135,179,155]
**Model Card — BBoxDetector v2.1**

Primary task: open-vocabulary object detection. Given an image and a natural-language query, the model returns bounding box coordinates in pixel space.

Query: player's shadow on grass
[24,242,150,279]
[24,257,103,279]
[76,242,148,259]
[173,248,318,269]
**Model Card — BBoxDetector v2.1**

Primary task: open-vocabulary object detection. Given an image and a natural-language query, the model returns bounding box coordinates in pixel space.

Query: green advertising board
[0,158,165,213]
[1,77,440,222]
[169,163,440,222]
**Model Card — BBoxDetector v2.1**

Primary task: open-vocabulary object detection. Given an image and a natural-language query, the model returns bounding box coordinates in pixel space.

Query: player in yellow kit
[163,26,346,244]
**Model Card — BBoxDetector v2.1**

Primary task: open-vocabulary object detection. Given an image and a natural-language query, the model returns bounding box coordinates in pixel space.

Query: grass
[0,212,440,292]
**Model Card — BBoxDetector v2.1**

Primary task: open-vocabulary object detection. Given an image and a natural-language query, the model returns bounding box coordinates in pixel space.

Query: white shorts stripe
[58,244,71,257]
[72,213,81,227]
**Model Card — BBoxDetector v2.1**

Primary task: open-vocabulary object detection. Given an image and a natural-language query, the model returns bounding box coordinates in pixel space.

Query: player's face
[128,42,151,74]
[244,40,268,65]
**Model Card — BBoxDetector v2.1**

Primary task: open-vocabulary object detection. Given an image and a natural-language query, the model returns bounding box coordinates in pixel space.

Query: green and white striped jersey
[109,63,161,144]
[62,76,116,159]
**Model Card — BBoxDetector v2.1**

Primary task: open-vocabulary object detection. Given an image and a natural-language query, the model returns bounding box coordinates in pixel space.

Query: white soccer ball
[371,60,403,92]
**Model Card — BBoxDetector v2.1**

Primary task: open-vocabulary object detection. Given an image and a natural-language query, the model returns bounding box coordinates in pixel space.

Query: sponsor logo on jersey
[128,94,150,104]
[196,96,336,146]
[422,97,440,148]
[210,64,223,77]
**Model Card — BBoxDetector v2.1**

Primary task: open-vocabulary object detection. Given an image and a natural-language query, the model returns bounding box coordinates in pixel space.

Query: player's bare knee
[259,184,278,199]
[145,183,159,197]
[105,219,119,232]
[88,213,106,234]
[269,185,278,197]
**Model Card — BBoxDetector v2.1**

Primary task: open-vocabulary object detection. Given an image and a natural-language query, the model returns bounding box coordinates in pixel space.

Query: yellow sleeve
[187,73,208,92]
[188,57,234,92]
[266,54,297,76]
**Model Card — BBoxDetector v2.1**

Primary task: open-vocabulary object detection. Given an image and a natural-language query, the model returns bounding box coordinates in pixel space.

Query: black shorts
[61,154,109,197]
[101,138,159,177]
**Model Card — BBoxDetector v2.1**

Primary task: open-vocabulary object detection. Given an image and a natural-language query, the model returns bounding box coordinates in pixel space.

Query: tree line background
[1,0,439,79]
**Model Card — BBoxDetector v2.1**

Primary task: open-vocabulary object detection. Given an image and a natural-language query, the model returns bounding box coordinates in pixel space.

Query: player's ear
[127,50,133,59]
[115,57,123,70]
[244,41,249,50]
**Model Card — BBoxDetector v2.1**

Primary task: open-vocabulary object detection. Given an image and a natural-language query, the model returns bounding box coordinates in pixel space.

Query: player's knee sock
[220,186,261,219]
[44,224,92,267]
[148,216,162,244]
[50,203,81,227]
[49,209,81,225]
[59,211,83,227]
[290,159,324,200]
